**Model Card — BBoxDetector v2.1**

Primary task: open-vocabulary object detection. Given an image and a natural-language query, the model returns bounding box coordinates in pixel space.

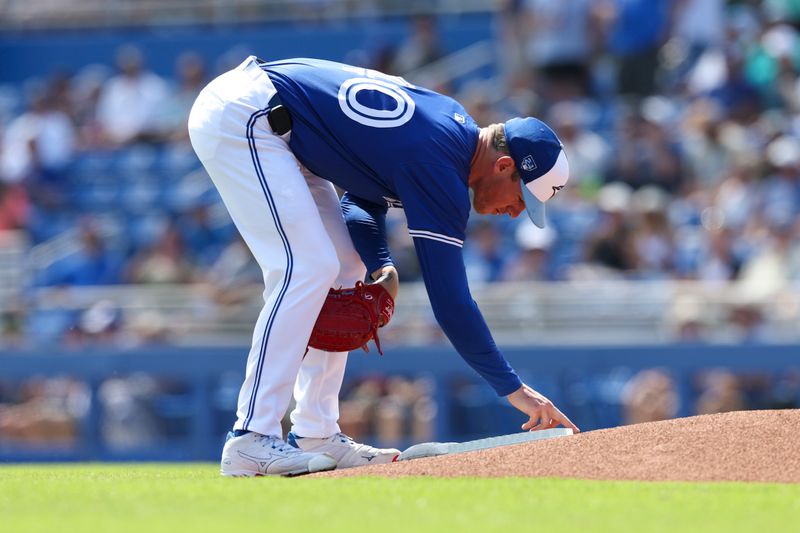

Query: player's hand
[506,383,580,433]
[371,265,399,301]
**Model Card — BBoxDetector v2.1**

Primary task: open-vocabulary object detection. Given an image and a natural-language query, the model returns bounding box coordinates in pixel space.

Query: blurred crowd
[0,372,437,450]
[476,0,800,291]
[620,366,800,424]
[3,366,798,449]
[3,1,800,346]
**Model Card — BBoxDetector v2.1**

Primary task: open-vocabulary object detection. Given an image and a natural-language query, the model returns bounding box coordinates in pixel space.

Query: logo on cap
[521,155,537,172]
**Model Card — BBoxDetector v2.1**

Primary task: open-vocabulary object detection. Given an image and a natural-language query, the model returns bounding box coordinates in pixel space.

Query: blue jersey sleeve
[393,162,522,396]
[341,192,393,275]
[413,238,523,396]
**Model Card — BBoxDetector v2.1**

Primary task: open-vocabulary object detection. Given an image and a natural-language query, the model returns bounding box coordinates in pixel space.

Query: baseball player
[188,56,577,477]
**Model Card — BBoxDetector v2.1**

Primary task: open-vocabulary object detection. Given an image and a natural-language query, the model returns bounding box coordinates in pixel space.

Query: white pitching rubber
[397,428,574,461]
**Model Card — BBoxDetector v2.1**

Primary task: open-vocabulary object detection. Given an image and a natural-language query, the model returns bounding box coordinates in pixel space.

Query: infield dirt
[317,409,800,483]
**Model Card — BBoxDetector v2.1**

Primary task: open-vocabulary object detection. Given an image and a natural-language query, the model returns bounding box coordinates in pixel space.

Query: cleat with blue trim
[221,432,337,477]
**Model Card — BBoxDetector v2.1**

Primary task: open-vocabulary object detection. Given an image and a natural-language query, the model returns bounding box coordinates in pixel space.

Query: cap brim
[521,179,546,228]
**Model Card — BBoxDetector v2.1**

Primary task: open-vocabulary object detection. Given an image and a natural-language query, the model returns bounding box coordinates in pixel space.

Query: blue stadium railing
[0,345,798,462]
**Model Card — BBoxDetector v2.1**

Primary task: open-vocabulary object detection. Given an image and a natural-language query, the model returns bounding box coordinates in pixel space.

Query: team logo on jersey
[453,113,465,124]
[383,196,404,208]
[521,155,537,172]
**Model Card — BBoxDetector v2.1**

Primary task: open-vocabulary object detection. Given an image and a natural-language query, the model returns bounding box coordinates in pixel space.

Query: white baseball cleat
[220,432,338,477]
[287,431,400,469]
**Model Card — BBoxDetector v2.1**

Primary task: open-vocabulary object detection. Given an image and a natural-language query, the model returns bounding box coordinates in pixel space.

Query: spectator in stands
[204,233,262,306]
[744,18,800,105]
[494,0,529,93]
[175,199,230,267]
[0,82,76,208]
[693,370,746,415]
[156,52,208,144]
[459,82,503,127]
[464,220,508,283]
[706,46,762,124]
[520,0,599,102]
[761,135,800,229]
[607,107,685,193]
[70,64,112,148]
[47,73,75,118]
[629,187,675,277]
[126,222,195,284]
[502,219,556,281]
[712,164,760,231]
[96,45,168,146]
[548,101,611,189]
[597,0,672,98]
[583,182,637,276]
[42,217,124,286]
[98,374,163,449]
[621,369,679,424]
[695,229,740,283]
[337,375,434,444]
[337,378,383,440]
[0,377,89,446]
[722,299,769,344]
[668,0,726,85]
[391,14,445,76]
[667,293,708,342]
[680,98,731,189]
[375,376,435,443]
[736,223,797,300]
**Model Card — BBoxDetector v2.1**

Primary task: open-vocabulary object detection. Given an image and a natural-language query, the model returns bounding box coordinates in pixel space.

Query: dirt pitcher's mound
[317,409,800,482]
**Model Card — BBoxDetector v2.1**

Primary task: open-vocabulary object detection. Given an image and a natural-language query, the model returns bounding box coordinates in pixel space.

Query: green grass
[1,464,799,533]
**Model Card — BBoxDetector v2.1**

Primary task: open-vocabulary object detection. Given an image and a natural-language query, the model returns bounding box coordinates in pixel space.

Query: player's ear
[494,155,516,177]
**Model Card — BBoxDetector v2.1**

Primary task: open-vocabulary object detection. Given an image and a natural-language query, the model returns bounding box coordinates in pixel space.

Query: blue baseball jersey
[263,58,522,396]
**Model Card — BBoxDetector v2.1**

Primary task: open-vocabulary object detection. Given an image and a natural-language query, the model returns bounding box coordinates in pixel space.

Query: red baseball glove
[308,281,395,355]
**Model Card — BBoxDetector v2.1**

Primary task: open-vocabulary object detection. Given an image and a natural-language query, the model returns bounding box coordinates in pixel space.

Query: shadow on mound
[315,410,800,483]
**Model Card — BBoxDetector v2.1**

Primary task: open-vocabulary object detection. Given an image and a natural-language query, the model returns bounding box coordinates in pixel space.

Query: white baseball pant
[187,56,366,439]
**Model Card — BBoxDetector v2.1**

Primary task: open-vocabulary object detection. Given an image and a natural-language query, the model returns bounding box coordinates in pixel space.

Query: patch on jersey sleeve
[453,113,465,124]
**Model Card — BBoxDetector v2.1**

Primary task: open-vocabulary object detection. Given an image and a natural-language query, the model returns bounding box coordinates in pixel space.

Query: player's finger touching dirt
[507,384,580,433]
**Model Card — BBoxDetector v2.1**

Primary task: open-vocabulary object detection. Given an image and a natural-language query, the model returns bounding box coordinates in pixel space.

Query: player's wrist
[506,385,526,403]
[370,265,399,300]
